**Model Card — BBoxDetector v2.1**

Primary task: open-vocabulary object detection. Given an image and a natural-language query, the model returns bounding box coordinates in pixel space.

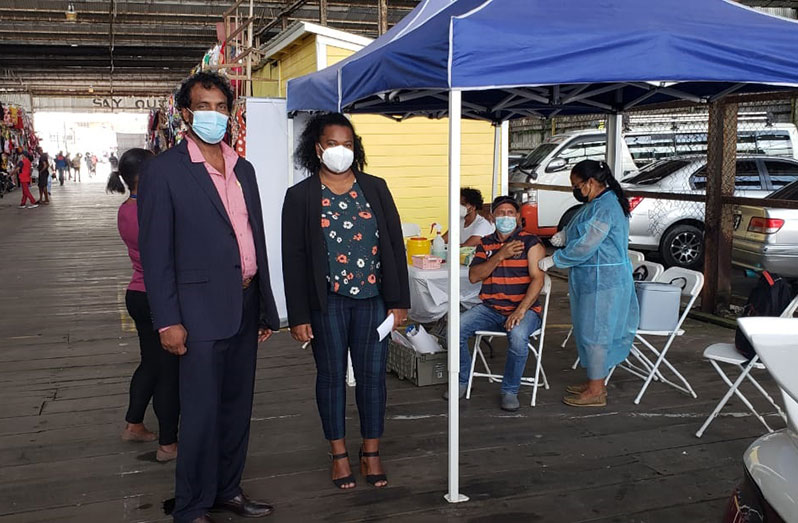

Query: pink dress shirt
[118,200,146,292]
[185,136,258,281]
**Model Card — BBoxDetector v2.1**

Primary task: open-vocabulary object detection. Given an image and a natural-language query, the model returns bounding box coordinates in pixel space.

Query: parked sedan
[623,156,798,269]
[732,180,798,278]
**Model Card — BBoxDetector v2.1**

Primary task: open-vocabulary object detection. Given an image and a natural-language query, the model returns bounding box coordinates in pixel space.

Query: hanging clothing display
[230,101,247,157]
[146,95,185,153]
[0,102,38,156]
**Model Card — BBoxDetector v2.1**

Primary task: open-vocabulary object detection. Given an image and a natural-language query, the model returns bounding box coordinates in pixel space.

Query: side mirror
[545,158,568,173]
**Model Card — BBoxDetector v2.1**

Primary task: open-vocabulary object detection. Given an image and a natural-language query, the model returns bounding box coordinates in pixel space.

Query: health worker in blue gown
[538,159,639,408]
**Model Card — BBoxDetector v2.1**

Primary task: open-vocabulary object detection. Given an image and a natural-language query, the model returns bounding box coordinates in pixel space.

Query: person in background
[444,187,495,247]
[13,149,37,208]
[72,153,82,182]
[65,152,73,180]
[109,152,119,170]
[282,112,410,490]
[451,195,546,411]
[55,151,68,186]
[108,148,180,463]
[138,71,279,523]
[36,147,50,204]
[538,159,639,407]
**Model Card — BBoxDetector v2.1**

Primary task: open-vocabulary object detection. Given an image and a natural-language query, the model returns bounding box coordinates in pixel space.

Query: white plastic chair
[695,293,798,438]
[632,266,704,404]
[466,274,551,407]
[402,223,421,237]
[567,260,665,378]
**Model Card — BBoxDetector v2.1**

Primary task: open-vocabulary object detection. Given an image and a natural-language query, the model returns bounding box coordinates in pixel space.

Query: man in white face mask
[137,72,279,523]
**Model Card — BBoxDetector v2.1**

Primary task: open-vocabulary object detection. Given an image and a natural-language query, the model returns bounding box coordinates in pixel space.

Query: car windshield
[517,143,558,171]
[767,179,798,201]
[623,159,691,185]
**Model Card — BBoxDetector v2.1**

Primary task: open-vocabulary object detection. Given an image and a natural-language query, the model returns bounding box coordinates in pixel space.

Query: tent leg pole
[446,89,468,505]
[500,120,509,196]
[606,112,623,178]
[491,123,500,202]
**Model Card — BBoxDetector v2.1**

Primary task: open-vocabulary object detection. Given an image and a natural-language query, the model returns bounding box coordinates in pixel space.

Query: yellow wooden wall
[277,35,317,96]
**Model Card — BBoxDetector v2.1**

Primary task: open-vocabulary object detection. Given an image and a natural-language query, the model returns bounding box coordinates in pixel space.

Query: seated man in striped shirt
[454,195,546,411]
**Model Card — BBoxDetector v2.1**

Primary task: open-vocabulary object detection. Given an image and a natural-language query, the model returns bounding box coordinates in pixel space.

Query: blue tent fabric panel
[287,0,798,119]
[450,0,798,88]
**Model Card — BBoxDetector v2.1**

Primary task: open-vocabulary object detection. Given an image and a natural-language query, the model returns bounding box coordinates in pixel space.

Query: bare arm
[504,243,546,329]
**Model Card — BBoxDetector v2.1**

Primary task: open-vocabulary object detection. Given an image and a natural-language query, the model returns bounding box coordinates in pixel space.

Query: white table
[407,264,482,323]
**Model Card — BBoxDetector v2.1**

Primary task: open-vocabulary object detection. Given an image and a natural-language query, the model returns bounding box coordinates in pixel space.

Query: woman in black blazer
[282,113,410,490]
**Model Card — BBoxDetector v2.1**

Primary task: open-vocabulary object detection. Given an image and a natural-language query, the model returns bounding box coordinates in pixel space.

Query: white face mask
[319,145,354,174]
[460,205,468,219]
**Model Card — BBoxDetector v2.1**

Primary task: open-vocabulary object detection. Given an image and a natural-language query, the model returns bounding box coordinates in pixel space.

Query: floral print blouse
[321,181,381,299]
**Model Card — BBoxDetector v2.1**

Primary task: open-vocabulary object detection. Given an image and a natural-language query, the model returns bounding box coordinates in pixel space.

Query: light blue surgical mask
[188,110,229,144]
[495,216,517,234]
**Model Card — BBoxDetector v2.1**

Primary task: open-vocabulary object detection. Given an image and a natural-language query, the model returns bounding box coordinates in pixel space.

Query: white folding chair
[633,266,704,404]
[695,293,798,438]
[562,254,657,350]
[627,250,645,264]
[401,223,421,237]
[568,260,664,378]
[466,275,551,406]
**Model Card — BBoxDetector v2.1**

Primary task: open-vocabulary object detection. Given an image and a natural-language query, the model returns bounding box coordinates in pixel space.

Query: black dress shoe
[212,493,274,518]
[189,515,215,523]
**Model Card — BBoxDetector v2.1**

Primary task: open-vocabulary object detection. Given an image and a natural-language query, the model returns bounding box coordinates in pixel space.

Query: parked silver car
[732,180,798,277]
[623,156,798,269]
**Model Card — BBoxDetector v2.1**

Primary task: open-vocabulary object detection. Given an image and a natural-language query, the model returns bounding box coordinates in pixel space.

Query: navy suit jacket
[138,140,279,342]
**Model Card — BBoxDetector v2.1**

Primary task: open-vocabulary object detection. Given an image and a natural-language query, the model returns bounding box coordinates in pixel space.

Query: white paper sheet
[377,313,395,342]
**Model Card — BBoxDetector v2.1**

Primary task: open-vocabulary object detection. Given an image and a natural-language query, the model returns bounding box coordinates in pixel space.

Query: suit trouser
[172,284,259,522]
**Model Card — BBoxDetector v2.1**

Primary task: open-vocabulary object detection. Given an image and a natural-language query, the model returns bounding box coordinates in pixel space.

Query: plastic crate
[387,339,448,386]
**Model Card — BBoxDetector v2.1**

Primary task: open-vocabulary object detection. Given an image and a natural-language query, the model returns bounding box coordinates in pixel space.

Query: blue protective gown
[553,190,640,379]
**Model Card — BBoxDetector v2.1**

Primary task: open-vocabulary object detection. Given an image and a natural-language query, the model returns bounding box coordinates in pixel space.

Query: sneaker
[442,384,468,400]
[18,204,26,208]
[500,393,520,412]
[27,204,39,209]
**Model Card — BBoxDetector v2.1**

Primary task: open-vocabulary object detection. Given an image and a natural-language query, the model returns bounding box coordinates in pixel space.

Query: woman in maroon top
[108,148,180,462]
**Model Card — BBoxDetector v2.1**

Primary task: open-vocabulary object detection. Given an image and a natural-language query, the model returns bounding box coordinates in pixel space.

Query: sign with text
[33,96,167,113]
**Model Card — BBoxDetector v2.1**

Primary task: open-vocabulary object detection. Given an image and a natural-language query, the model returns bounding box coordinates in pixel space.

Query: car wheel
[558,206,581,232]
[660,223,704,269]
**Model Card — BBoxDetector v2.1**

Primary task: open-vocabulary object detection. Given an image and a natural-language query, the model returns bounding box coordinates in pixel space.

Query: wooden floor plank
[0,181,778,522]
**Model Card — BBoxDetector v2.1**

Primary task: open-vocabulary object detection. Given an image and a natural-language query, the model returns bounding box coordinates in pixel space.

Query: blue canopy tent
[286,0,798,504]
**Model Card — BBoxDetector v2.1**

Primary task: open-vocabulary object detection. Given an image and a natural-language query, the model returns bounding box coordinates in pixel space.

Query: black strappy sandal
[329,452,356,489]
[359,447,388,488]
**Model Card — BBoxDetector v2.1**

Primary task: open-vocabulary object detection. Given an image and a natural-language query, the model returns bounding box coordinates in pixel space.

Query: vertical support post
[500,120,509,196]
[246,0,254,97]
[378,0,388,35]
[319,0,328,25]
[605,112,623,178]
[703,101,737,313]
[445,89,468,505]
[491,123,500,201]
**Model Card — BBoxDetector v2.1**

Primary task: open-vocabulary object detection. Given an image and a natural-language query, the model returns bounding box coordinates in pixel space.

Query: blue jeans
[309,292,388,441]
[459,304,542,394]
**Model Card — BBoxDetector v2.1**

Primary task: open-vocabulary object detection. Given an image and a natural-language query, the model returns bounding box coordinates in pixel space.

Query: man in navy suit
[138,72,279,523]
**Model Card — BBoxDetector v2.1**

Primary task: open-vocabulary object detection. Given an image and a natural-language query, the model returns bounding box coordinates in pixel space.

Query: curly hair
[461,187,484,210]
[295,113,366,175]
[175,72,235,111]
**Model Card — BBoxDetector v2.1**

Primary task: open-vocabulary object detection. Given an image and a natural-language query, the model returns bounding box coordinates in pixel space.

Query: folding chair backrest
[657,267,704,298]
[628,250,645,264]
[632,260,664,282]
[780,293,798,318]
[401,223,421,237]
